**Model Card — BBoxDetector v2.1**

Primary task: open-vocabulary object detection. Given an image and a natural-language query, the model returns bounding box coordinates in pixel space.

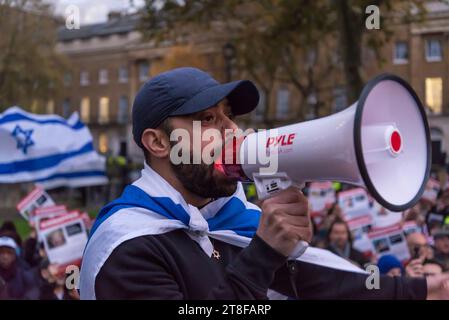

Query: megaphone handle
[252,173,309,259]
[290,240,309,260]
[252,172,300,200]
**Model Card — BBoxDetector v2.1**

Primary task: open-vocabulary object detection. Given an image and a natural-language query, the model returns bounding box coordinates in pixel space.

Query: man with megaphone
[79,67,449,300]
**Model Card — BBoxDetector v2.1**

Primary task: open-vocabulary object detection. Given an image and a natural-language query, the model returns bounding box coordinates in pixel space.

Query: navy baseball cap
[132,67,259,148]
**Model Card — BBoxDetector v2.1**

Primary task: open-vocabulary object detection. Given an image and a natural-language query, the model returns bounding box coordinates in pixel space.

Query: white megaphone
[215,74,431,258]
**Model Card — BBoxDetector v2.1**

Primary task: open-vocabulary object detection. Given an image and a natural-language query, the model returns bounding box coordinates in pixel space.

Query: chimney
[108,11,121,21]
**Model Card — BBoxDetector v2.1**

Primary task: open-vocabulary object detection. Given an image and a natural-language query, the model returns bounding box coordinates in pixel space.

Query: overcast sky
[47,0,145,25]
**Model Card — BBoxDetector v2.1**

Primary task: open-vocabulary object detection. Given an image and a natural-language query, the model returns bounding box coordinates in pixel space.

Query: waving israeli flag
[0,106,108,189]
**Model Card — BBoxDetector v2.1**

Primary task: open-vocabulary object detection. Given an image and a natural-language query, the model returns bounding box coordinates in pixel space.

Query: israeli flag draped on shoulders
[0,106,107,189]
[80,163,366,300]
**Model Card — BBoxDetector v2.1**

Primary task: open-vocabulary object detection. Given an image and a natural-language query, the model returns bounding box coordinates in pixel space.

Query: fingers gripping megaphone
[215,74,431,259]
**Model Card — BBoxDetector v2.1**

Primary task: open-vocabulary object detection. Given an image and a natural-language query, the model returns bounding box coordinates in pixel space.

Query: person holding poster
[80,67,449,300]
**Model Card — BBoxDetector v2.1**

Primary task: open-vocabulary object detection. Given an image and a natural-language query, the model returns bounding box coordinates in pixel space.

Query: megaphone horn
[217,73,431,213]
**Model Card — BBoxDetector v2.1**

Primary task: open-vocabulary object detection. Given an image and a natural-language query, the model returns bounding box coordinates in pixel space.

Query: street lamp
[223,42,236,82]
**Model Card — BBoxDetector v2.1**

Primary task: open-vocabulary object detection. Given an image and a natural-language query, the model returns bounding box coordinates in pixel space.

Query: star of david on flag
[11,125,35,154]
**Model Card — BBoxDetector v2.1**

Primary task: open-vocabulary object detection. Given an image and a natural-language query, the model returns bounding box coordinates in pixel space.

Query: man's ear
[141,128,171,160]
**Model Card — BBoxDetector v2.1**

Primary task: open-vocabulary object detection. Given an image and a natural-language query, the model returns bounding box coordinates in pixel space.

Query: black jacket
[326,245,371,268]
[95,230,426,300]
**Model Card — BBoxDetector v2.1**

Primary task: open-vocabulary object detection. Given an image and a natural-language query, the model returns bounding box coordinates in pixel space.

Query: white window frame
[425,39,442,62]
[393,41,409,64]
[80,71,89,86]
[63,72,72,87]
[118,95,129,123]
[99,69,108,85]
[118,66,128,83]
[139,61,149,82]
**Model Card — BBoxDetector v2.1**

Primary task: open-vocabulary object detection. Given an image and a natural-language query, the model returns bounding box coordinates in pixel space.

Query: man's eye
[202,114,214,123]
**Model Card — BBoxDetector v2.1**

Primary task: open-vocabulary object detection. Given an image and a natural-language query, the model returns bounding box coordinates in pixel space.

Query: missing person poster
[338,188,372,220]
[308,182,336,227]
[308,182,336,212]
[346,214,374,256]
[80,212,93,231]
[16,186,55,221]
[39,211,88,270]
[346,214,373,237]
[368,223,410,262]
[32,205,67,226]
[402,221,421,237]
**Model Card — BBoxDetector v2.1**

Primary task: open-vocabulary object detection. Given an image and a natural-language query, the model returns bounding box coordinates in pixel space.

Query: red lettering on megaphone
[266,133,296,148]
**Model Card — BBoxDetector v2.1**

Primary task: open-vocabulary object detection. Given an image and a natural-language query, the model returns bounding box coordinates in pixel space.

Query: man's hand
[405,256,425,278]
[257,187,312,257]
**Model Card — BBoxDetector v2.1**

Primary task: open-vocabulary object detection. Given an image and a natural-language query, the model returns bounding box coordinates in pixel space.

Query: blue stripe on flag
[0,142,95,174]
[207,197,260,238]
[0,113,84,130]
[89,185,192,239]
[35,170,106,182]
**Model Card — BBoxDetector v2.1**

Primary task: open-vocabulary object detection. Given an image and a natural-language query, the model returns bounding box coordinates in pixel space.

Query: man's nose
[221,117,239,137]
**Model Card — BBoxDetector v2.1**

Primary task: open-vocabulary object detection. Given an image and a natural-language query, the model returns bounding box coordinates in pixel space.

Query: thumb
[418,252,426,263]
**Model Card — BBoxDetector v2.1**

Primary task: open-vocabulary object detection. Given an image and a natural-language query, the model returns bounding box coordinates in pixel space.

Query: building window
[118,95,129,123]
[80,97,90,123]
[99,69,108,84]
[425,77,443,114]
[99,133,108,154]
[118,66,128,83]
[62,98,71,118]
[276,88,290,119]
[31,100,39,114]
[253,89,266,121]
[80,71,89,86]
[46,100,55,114]
[138,61,149,82]
[425,39,442,62]
[393,41,409,64]
[63,72,72,86]
[98,97,109,124]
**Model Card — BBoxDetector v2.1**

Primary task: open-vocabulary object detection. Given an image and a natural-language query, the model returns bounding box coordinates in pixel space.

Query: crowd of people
[1,173,449,300]
[302,175,449,288]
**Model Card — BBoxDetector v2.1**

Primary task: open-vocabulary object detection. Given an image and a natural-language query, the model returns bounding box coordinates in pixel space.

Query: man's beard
[171,161,238,199]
